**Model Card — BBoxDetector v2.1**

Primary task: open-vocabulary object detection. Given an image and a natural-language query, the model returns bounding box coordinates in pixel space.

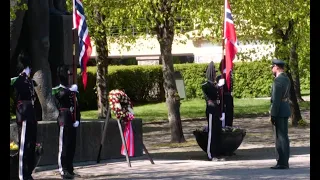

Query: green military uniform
[270,59,291,168]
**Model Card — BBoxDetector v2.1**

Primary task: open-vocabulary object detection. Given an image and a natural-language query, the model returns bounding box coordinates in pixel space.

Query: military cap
[271,59,285,66]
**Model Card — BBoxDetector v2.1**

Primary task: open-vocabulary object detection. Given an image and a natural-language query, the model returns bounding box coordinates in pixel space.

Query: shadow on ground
[78,166,310,180]
[149,146,310,161]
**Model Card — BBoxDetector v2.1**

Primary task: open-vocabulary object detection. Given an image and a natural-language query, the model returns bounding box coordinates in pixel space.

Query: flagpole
[220,0,226,124]
[221,0,225,60]
[72,28,77,123]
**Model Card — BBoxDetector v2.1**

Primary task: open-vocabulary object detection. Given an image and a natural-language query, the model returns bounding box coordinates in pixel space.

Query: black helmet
[57,65,70,85]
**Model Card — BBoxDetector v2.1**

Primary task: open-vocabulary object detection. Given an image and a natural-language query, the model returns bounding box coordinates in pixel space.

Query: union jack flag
[224,0,238,91]
[73,0,92,89]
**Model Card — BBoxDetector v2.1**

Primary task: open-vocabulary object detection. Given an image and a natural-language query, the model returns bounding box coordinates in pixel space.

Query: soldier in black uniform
[52,66,81,179]
[216,57,234,127]
[202,61,225,161]
[10,54,37,180]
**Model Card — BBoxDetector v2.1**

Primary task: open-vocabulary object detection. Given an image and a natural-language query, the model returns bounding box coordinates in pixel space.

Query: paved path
[32,96,310,179]
[33,146,310,180]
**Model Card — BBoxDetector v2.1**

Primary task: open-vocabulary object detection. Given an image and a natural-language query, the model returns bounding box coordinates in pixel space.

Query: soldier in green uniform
[270,59,291,169]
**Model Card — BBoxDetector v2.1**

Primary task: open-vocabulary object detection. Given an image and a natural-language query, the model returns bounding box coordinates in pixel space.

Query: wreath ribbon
[109,89,135,157]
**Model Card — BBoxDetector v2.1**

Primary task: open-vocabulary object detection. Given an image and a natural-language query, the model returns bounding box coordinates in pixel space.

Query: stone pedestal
[10,119,143,166]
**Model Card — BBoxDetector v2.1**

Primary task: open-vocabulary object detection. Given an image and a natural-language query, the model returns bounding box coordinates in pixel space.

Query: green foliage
[107,65,164,102]
[10,0,28,21]
[81,98,310,122]
[9,61,309,112]
[233,60,274,98]
[232,0,310,72]
[297,119,308,127]
[73,60,309,110]
[174,64,207,99]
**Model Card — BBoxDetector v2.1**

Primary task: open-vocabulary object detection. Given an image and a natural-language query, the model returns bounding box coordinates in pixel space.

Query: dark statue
[10,0,75,121]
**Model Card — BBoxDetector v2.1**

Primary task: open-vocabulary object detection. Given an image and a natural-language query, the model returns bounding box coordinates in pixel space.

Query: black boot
[61,171,74,179]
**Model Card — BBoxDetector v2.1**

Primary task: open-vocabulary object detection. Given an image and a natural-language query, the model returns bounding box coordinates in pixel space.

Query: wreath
[108,89,134,122]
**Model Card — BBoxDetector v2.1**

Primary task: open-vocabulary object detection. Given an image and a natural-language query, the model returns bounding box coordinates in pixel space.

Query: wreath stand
[96,107,155,167]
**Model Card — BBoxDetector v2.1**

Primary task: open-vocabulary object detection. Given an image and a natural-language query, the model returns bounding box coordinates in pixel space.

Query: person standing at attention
[270,59,291,169]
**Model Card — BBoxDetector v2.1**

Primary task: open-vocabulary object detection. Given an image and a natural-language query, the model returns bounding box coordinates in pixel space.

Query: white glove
[69,84,78,92]
[128,107,134,114]
[217,79,225,87]
[220,113,226,127]
[73,120,80,127]
[23,67,31,76]
[220,113,225,121]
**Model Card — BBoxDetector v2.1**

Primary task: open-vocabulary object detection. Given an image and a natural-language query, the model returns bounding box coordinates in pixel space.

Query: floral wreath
[108,89,134,122]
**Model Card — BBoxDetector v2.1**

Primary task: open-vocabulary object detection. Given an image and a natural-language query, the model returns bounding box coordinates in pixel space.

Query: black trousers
[16,101,37,180]
[206,105,222,159]
[57,110,77,175]
[275,117,290,166]
[224,94,234,127]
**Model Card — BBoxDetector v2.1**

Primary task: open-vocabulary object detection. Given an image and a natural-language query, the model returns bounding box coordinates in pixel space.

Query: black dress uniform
[11,69,37,180]
[202,61,224,161]
[216,57,234,127]
[216,74,234,127]
[52,83,81,179]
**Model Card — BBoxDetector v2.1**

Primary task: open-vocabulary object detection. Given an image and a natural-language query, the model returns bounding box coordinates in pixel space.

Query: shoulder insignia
[10,77,18,86]
[52,86,62,95]
[201,82,208,86]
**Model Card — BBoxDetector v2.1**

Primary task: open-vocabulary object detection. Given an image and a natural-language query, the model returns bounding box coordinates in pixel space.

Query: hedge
[10,60,310,112]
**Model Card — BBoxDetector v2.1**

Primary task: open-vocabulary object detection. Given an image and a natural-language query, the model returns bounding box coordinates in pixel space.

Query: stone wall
[10,119,143,166]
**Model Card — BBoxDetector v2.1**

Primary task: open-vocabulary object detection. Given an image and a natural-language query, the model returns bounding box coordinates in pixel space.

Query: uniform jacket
[270,73,291,118]
[52,84,81,124]
[202,80,220,107]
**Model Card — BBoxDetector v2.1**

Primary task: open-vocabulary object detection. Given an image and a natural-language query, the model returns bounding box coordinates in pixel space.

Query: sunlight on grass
[80,98,309,122]
[11,97,310,122]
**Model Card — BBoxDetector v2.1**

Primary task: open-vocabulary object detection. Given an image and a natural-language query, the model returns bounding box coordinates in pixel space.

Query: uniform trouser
[57,110,77,175]
[224,95,234,127]
[275,117,290,166]
[206,106,222,159]
[16,101,37,180]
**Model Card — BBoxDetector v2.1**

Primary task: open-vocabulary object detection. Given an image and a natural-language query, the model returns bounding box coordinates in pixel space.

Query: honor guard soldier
[270,59,291,169]
[11,54,37,180]
[52,66,81,179]
[216,57,234,127]
[202,61,225,161]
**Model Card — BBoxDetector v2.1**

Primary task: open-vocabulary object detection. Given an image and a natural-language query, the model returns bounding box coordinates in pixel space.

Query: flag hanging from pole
[224,0,238,91]
[73,0,92,89]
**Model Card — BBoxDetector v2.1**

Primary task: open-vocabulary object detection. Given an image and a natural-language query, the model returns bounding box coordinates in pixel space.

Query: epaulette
[10,77,18,86]
[52,85,63,95]
[201,81,208,86]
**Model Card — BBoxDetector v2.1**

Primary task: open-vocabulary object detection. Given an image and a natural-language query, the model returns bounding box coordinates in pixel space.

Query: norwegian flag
[224,0,238,91]
[73,0,92,89]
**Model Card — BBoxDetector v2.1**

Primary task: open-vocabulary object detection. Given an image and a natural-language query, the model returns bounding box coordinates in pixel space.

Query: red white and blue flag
[224,0,238,91]
[73,0,92,89]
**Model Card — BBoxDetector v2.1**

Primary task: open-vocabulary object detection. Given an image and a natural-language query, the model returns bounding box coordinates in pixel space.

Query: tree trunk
[273,21,302,127]
[286,69,302,127]
[28,0,59,121]
[95,39,109,119]
[289,43,304,102]
[156,13,185,143]
[10,0,28,76]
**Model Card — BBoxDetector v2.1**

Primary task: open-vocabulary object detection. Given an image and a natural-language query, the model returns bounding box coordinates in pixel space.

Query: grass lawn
[10,90,310,122]
[81,98,310,122]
